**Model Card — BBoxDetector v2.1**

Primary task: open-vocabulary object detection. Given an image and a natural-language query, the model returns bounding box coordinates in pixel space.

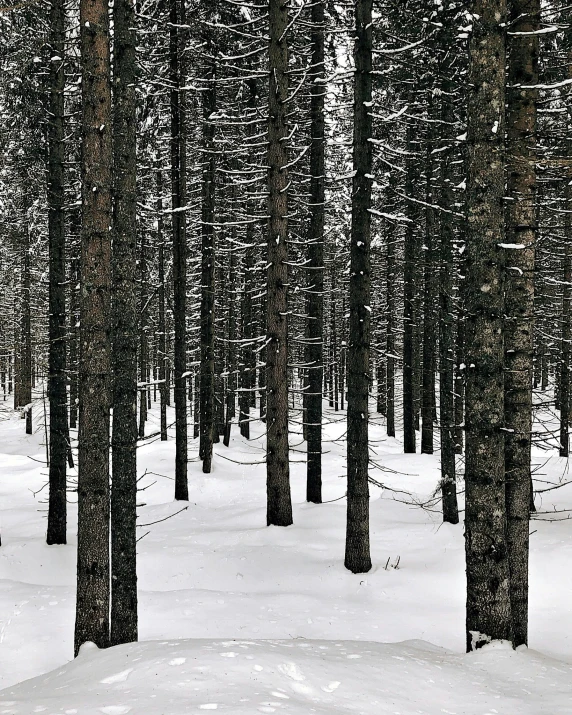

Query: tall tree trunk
[344,0,372,574]
[138,232,148,438]
[19,222,32,434]
[306,0,325,504]
[421,106,436,455]
[157,171,168,442]
[170,0,188,500]
[74,0,112,655]
[403,124,417,454]
[223,242,236,448]
[438,4,459,525]
[199,50,216,473]
[69,257,79,430]
[464,0,512,651]
[110,0,138,647]
[386,216,396,438]
[46,0,68,545]
[504,0,539,649]
[266,0,292,527]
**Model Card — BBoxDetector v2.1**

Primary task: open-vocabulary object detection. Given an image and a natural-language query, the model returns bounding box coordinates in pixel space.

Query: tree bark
[170,0,188,500]
[344,0,372,574]
[266,0,292,527]
[464,0,512,651]
[74,0,112,655]
[46,0,68,545]
[504,0,539,649]
[110,0,138,648]
[421,104,436,455]
[403,122,417,454]
[306,0,325,504]
[199,49,216,473]
[157,171,168,442]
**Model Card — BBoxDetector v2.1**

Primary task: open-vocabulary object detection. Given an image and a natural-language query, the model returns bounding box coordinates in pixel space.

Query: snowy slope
[2,637,571,715]
[1,396,572,712]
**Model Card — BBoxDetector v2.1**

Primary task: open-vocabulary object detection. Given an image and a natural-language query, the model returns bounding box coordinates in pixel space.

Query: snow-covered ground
[1,394,571,713]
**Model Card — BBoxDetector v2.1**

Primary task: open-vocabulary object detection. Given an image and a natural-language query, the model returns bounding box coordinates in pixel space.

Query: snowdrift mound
[1,638,570,715]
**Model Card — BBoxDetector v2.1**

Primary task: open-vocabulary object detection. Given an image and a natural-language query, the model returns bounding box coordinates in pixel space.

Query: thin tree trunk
[110,0,138,647]
[504,0,539,649]
[464,0,512,651]
[46,0,67,545]
[266,0,292,527]
[74,0,112,655]
[306,0,325,504]
[138,231,148,439]
[386,216,396,438]
[157,171,168,442]
[170,0,188,500]
[421,106,436,455]
[199,49,216,472]
[403,123,417,454]
[345,0,372,574]
[69,257,79,430]
[20,222,32,433]
[438,28,459,524]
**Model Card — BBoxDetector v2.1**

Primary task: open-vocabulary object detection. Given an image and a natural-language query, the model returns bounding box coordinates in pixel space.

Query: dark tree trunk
[223,242,236,448]
[18,223,32,433]
[170,0,188,500]
[504,0,539,649]
[386,216,396,438]
[199,50,216,473]
[110,0,138,648]
[46,0,67,546]
[403,125,417,454]
[421,107,436,455]
[74,0,112,655]
[157,171,168,442]
[464,0,512,651]
[306,0,325,504]
[138,232,148,439]
[437,5,459,525]
[69,257,79,430]
[344,0,372,574]
[266,0,292,527]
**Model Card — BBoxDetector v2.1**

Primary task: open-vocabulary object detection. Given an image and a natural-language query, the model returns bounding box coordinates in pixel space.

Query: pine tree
[344,0,372,574]
[75,0,113,655]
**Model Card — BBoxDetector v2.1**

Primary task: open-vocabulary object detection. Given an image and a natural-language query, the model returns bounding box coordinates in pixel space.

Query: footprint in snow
[99,707,131,715]
[321,681,341,693]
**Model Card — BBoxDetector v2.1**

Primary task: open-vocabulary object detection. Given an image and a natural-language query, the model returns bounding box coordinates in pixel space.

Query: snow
[1,394,572,713]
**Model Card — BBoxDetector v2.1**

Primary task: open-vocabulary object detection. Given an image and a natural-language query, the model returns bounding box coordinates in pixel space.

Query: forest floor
[0,392,571,713]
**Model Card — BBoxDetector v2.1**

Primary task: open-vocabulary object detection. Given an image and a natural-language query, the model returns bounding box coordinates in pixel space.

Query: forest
[0,0,571,712]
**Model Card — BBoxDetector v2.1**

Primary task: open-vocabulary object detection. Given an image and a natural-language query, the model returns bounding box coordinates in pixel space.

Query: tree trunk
[344,0,372,574]
[464,0,512,651]
[403,123,417,454]
[157,171,168,442]
[46,0,68,546]
[306,0,325,504]
[69,257,79,430]
[386,215,396,438]
[266,0,292,527]
[74,0,112,655]
[110,0,138,648]
[170,0,188,500]
[421,104,436,455]
[504,0,539,649]
[199,49,216,473]
[138,231,148,439]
